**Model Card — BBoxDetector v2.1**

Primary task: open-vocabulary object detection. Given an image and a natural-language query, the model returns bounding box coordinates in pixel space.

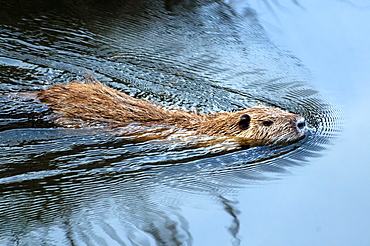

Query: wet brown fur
[37,79,306,144]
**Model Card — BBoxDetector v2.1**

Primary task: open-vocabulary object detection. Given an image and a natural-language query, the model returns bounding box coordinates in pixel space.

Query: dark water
[1,0,367,245]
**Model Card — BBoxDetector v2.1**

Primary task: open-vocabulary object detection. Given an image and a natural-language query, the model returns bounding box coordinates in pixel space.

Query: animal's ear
[238,114,250,130]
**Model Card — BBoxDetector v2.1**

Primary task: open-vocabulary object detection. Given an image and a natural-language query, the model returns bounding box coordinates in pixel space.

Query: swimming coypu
[37,79,307,145]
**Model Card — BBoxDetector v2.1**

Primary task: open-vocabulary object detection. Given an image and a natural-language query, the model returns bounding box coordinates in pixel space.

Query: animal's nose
[297,118,306,129]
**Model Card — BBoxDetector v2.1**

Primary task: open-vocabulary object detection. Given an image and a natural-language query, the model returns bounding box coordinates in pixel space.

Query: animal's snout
[296,118,306,130]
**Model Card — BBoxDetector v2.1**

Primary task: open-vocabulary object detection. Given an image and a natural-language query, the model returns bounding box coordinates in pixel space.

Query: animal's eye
[263,121,273,127]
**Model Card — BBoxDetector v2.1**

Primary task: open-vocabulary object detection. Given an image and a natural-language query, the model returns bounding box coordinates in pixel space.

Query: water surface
[0,0,362,245]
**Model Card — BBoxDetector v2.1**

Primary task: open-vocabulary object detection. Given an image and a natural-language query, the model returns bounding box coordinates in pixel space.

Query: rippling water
[0,0,339,245]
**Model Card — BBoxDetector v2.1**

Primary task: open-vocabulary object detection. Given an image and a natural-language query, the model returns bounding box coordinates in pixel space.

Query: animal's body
[37,79,307,144]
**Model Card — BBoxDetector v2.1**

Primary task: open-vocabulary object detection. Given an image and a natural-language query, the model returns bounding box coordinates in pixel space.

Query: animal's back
[37,80,188,126]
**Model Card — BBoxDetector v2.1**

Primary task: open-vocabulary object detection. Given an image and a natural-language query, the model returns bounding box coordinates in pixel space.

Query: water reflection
[0,0,339,245]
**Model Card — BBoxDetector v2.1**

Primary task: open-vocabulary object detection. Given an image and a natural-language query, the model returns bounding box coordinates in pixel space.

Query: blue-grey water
[0,0,368,245]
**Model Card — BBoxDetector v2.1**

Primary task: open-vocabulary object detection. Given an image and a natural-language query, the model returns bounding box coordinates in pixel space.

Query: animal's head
[234,105,307,144]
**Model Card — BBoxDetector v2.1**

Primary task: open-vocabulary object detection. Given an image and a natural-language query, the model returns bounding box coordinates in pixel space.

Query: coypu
[37,79,307,145]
